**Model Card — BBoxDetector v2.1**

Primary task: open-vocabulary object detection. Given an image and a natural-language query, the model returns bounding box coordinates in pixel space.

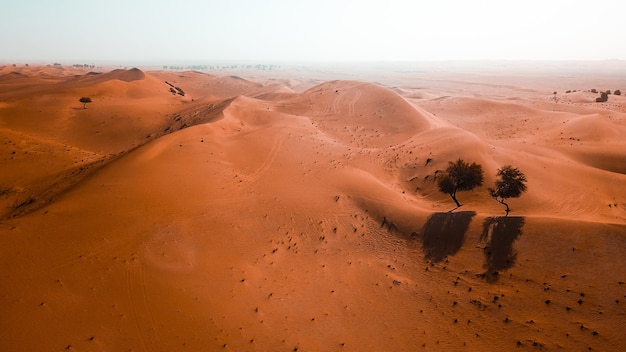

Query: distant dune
[1,64,625,351]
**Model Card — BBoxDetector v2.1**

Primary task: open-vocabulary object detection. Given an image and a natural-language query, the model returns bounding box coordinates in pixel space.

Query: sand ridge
[1,64,625,351]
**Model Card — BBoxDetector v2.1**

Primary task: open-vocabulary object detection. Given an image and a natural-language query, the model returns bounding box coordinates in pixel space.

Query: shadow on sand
[480,216,525,283]
[421,211,476,263]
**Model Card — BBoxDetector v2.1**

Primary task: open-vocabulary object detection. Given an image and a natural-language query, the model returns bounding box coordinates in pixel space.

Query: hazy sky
[2,0,625,63]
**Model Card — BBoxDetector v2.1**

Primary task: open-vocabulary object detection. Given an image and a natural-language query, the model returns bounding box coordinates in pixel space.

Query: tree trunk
[494,197,510,216]
[450,193,461,207]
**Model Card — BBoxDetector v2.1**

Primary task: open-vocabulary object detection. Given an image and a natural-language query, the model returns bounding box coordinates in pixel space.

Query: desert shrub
[596,92,608,102]
[614,89,621,96]
[591,89,598,93]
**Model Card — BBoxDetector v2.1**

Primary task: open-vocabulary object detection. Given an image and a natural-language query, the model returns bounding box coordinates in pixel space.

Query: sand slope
[1,65,626,351]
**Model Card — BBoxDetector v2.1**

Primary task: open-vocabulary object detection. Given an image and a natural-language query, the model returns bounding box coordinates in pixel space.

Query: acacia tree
[79,97,92,109]
[437,159,484,208]
[489,165,527,215]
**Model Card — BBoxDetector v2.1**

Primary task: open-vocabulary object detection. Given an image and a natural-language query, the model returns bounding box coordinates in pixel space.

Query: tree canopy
[489,165,527,215]
[79,97,92,109]
[437,159,484,208]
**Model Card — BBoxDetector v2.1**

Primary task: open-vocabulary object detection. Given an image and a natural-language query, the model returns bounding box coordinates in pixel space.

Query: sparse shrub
[566,90,571,93]
[79,97,92,109]
[591,89,598,93]
[596,92,608,103]
[489,165,527,215]
[437,159,484,208]
[615,90,622,96]
[606,90,612,95]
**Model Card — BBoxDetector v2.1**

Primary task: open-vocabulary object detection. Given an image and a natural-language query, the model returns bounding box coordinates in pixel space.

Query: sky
[2,0,625,64]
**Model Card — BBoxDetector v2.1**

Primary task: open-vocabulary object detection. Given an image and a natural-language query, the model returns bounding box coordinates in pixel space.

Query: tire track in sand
[305,90,333,117]
[126,266,160,351]
[305,92,324,117]
[331,90,342,115]
[244,132,286,184]
[348,88,362,116]
[126,270,148,352]
[138,265,160,346]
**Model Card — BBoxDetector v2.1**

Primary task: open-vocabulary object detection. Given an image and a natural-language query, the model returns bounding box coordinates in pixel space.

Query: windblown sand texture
[1,63,625,351]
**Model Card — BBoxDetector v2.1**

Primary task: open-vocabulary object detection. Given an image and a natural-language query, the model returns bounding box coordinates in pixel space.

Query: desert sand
[1,62,625,351]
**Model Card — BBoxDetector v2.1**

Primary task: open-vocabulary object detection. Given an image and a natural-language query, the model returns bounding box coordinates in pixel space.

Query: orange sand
[1,63,625,351]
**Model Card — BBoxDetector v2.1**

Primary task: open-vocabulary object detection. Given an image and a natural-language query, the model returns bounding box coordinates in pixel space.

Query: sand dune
[558,113,626,141]
[1,64,625,351]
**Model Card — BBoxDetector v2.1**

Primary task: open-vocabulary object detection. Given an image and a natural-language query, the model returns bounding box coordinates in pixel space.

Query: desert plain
[1,61,625,351]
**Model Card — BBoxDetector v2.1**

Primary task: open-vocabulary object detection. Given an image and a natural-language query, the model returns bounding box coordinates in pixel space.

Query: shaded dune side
[72,67,146,84]
[562,147,626,174]
[0,66,299,219]
[556,114,626,141]
[0,93,239,220]
[107,68,145,82]
[548,114,626,175]
[0,74,62,100]
[0,71,29,81]
[0,68,147,100]
[0,70,242,219]
[151,71,274,100]
[56,68,147,91]
[186,73,261,98]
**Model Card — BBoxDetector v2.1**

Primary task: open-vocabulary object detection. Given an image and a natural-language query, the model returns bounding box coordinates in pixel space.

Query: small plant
[595,92,608,103]
[489,165,527,215]
[437,159,484,208]
[79,97,92,109]
[614,89,621,96]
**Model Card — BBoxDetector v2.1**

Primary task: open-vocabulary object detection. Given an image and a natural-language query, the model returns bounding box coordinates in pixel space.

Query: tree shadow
[421,211,476,263]
[480,216,525,283]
